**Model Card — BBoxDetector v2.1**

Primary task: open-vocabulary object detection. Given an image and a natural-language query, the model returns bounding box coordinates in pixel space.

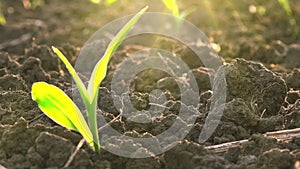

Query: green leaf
[162,0,179,17]
[51,46,91,106]
[90,0,101,4]
[0,2,6,25]
[104,0,118,6]
[0,13,5,25]
[278,0,292,16]
[31,82,95,150]
[88,6,148,101]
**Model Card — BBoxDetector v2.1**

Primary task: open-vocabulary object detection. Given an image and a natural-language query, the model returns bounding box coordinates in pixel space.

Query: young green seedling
[90,0,118,6]
[162,0,195,28]
[162,0,179,17]
[0,2,6,25]
[90,0,193,19]
[31,6,148,152]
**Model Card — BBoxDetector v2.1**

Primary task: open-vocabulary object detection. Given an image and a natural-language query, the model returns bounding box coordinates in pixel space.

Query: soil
[0,0,300,168]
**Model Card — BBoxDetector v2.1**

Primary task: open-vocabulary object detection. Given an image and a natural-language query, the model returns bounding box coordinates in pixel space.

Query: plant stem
[87,90,100,152]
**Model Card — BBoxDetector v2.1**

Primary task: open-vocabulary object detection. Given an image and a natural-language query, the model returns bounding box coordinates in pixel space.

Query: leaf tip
[51,46,58,53]
[31,82,50,101]
[31,82,41,100]
[142,6,149,12]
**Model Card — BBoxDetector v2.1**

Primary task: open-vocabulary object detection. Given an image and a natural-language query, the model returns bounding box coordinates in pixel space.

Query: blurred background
[0,0,299,69]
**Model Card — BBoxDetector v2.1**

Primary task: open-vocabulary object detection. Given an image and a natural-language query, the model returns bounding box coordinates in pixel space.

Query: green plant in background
[31,6,148,152]
[162,0,179,17]
[0,0,44,25]
[277,0,299,35]
[90,0,118,6]
[90,0,100,3]
[90,0,194,19]
[0,2,6,25]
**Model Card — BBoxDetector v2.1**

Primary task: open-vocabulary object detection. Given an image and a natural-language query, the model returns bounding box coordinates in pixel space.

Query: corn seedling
[162,0,179,17]
[31,6,148,152]
[90,0,118,6]
[0,2,6,25]
[90,0,101,4]
[160,0,195,20]
[90,0,193,18]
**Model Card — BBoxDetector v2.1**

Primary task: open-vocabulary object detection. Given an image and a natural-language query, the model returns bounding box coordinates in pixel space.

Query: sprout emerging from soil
[31,6,148,152]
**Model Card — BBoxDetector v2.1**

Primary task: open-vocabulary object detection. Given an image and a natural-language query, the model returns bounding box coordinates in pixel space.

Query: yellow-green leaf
[90,0,101,4]
[88,6,148,101]
[278,0,292,16]
[104,0,118,6]
[162,0,179,17]
[51,46,91,106]
[0,13,6,25]
[0,2,6,25]
[31,82,95,150]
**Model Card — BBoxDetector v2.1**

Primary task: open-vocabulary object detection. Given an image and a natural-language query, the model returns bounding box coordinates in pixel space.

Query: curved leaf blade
[51,46,91,105]
[31,82,95,150]
[88,6,148,101]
